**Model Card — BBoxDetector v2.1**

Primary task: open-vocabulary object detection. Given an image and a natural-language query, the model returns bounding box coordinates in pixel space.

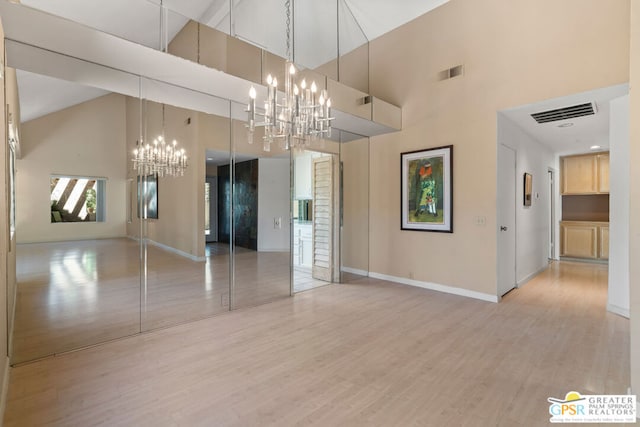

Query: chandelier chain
[285,0,291,61]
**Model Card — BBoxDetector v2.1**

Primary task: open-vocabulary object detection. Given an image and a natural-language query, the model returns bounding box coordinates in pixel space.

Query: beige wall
[129,101,203,258]
[17,94,128,243]
[367,0,630,296]
[314,44,370,94]
[629,0,640,401]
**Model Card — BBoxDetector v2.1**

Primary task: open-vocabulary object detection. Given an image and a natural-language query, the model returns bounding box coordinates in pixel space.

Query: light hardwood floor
[4,260,629,426]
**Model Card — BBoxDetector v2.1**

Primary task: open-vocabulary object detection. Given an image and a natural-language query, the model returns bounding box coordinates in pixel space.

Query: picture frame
[401,145,453,232]
[137,175,158,219]
[523,172,532,207]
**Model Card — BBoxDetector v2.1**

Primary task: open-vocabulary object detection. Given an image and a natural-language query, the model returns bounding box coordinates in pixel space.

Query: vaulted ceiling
[16,0,449,122]
[11,0,621,156]
[20,0,449,68]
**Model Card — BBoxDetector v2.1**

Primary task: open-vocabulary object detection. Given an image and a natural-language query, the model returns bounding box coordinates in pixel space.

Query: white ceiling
[501,84,629,156]
[17,70,109,122]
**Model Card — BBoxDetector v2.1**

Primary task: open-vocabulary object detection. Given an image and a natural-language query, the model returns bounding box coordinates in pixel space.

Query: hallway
[4,261,628,426]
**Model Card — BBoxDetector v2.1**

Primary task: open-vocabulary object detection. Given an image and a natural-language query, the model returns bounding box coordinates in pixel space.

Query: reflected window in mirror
[9,141,17,238]
[8,113,18,238]
[50,175,107,223]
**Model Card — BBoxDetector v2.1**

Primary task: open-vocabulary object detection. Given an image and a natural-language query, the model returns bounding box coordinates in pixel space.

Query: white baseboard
[607,303,630,318]
[0,356,10,423]
[258,247,289,252]
[147,240,206,262]
[517,265,548,288]
[369,271,499,303]
[340,267,369,277]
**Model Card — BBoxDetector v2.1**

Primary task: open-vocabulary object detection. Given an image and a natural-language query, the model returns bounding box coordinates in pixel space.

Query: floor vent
[531,102,596,124]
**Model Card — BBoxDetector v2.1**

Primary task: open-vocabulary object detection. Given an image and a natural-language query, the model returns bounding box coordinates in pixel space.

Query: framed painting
[401,145,453,232]
[523,173,532,206]
[137,175,158,219]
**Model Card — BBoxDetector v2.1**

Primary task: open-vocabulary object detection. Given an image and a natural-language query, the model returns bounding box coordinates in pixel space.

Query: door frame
[497,143,517,299]
[548,168,555,260]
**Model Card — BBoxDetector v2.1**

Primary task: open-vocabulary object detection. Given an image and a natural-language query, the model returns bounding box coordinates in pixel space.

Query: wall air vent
[531,102,597,124]
[439,65,464,81]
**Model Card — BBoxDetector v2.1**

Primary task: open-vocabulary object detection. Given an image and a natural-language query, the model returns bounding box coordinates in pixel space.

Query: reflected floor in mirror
[293,267,331,293]
[13,239,292,364]
[14,239,141,364]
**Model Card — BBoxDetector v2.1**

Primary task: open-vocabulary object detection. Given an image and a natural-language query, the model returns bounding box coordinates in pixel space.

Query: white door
[497,144,517,297]
[312,156,333,282]
[205,177,217,242]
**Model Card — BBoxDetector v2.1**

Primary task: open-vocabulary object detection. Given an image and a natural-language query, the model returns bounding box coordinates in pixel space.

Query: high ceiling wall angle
[0,1,401,137]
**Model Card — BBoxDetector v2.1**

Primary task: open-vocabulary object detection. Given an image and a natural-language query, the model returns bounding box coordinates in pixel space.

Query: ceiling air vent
[531,102,597,124]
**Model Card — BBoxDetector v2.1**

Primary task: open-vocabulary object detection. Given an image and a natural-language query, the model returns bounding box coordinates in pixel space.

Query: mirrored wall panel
[15,0,371,109]
[20,0,189,52]
[12,68,141,363]
[337,0,369,93]
[230,101,292,308]
[295,0,338,80]
[292,135,341,292]
[4,5,373,365]
[338,131,370,282]
[138,78,233,331]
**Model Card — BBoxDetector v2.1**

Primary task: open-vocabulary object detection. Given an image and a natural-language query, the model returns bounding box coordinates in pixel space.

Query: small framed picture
[138,175,158,219]
[523,173,532,206]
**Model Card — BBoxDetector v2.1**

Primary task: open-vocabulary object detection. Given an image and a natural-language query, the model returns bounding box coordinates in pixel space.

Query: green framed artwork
[401,145,453,232]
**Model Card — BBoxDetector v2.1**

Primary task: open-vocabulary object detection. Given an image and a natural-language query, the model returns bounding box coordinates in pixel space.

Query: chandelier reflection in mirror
[246,0,334,152]
[132,105,188,177]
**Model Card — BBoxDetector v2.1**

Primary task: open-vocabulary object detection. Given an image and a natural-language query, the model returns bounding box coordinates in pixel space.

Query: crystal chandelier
[132,105,188,177]
[246,0,334,152]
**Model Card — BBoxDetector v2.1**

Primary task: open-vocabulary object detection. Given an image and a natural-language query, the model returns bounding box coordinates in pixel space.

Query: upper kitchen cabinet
[561,152,609,195]
[597,153,609,193]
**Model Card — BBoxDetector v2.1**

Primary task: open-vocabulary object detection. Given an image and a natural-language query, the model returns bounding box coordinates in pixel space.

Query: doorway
[293,150,340,292]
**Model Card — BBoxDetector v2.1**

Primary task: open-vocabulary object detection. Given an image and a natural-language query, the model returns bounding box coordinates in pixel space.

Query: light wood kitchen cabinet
[599,225,609,260]
[560,221,609,260]
[561,152,609,195]
[597,153,609,193]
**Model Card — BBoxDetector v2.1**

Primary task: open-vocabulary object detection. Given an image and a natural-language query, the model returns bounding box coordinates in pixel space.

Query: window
[50,175,106,223]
